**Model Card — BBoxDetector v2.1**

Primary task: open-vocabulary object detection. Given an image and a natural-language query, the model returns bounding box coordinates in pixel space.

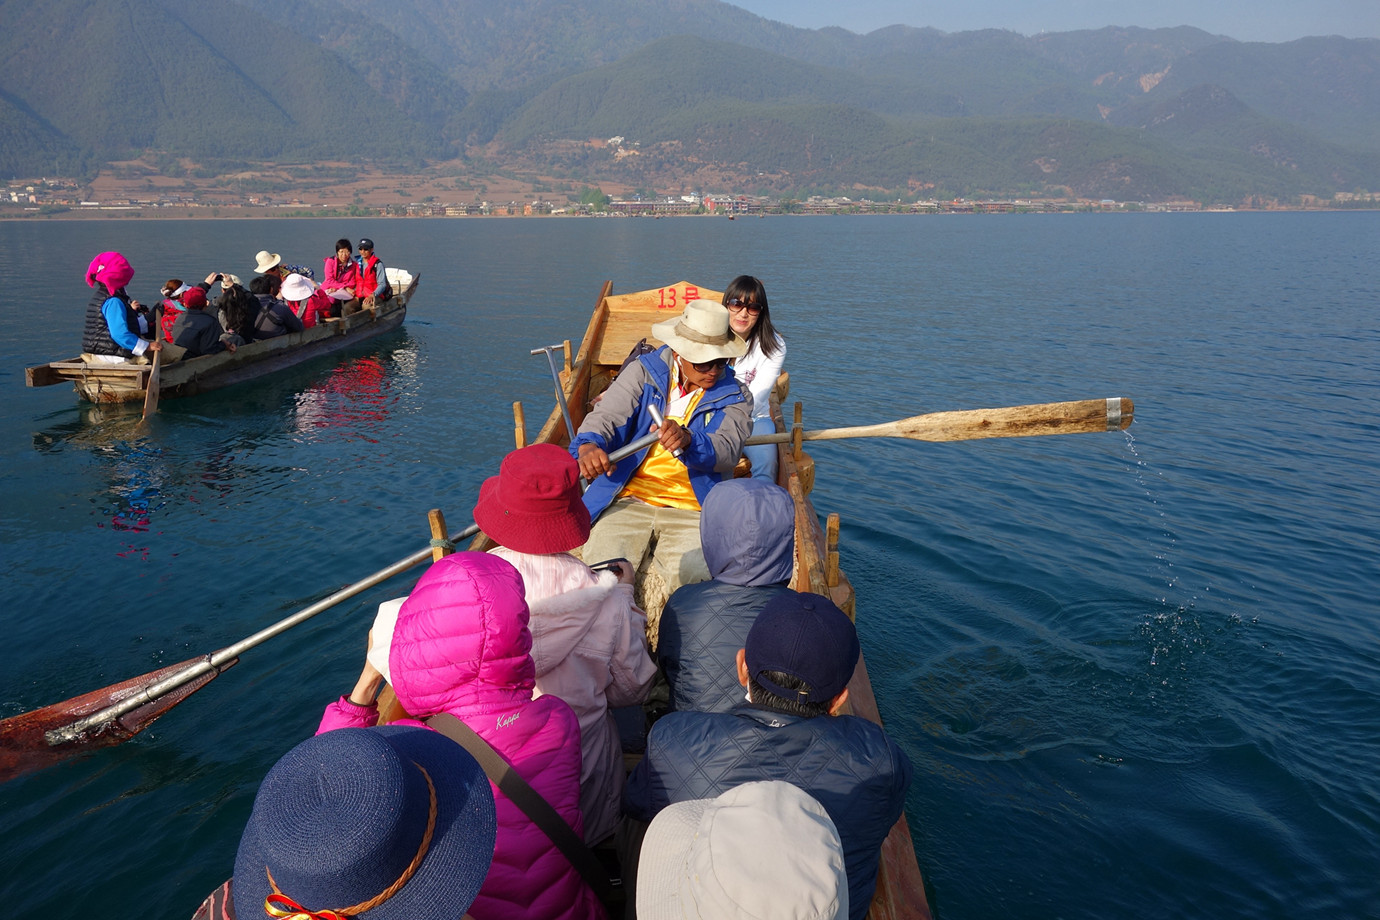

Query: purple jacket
[318,552,603,920]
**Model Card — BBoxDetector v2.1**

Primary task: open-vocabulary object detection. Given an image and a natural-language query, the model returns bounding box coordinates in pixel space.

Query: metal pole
[531,344,577,442]
[46,434,661,745]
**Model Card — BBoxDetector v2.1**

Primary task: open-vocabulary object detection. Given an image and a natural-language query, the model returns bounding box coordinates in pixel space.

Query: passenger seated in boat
[216,282,258,348]
[80,251,162,364]
[571,299,753,613]
[657,478,794,714]
[636,781,848,920]
[318,552,605,920]
[280,272,332,329]
[253,248,315,281]
[353,237,390,313]
[321,237,360,316]
[158,279,188,343]
[473,442,658,845]
[248,274,304,339]
[622,591,912,920]
[723,275,787,481]
[170,287,236,358]
[189,725,496,920]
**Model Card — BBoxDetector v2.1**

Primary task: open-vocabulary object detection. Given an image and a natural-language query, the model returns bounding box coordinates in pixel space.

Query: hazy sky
[729,1,1378,44]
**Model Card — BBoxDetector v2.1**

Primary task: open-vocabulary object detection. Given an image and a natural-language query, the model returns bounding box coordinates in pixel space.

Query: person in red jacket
[354,238,390,312]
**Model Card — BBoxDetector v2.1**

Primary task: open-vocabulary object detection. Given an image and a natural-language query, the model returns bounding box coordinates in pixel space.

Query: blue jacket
[624,704,913,920]
[570,346,752,520]
[659,479,796,713]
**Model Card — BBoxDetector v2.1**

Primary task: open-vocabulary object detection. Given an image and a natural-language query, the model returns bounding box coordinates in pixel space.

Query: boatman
[622,591,912,920]
[570,299,753,615]
[81,251,163,363]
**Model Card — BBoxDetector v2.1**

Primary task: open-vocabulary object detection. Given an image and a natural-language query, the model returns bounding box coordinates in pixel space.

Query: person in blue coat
[571,299,753,602]
[657,477,795,714]
[623,591,913,920]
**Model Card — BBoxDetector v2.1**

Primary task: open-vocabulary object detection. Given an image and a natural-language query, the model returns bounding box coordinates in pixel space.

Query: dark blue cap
[358,238,374,250]
[746,591,860,704]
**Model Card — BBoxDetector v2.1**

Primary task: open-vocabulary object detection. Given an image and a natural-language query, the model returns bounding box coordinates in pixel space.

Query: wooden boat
[25,269,419,404]
[481,280,934,919]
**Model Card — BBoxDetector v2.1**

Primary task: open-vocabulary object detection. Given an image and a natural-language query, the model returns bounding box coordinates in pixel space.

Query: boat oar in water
[134,347,162,429]
[0,397,1131,781]
[0,431,665,783]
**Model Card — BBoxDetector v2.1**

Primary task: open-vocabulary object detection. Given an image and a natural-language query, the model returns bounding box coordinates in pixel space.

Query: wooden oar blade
[893,396,1135,442]
[0,655,234,784]
[140,348,162,422]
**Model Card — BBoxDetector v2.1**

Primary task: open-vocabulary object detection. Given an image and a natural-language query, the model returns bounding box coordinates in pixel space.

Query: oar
[0,432,665,778]
[742,397,1133,445]
[138,347,162,424]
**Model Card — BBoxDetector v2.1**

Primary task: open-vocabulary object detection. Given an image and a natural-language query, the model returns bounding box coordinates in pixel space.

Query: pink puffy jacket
[318,552,603,920]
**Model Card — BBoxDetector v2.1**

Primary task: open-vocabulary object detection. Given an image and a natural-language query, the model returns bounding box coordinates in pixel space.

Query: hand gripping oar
[742,397,1134,446]
[2,434,663,774]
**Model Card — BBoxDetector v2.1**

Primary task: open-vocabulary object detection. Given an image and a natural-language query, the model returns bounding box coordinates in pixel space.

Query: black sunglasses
[726,298,762,314]
[681,356,728,373]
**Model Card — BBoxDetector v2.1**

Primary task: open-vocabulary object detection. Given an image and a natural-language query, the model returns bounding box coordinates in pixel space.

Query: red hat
[181,287,207,309]
[473,444,591,554]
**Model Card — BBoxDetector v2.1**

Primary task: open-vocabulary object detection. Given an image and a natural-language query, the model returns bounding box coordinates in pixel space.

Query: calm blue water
[1,213,1377,919]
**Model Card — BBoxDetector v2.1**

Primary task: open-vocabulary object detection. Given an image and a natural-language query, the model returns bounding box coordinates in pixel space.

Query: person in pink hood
[473,443,658,845]
[318,551,604,920]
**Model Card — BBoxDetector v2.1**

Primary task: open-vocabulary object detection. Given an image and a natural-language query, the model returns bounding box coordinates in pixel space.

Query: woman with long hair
[722,275,786,480]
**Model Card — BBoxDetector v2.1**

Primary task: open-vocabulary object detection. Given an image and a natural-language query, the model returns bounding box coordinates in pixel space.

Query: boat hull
[27,274,417,404]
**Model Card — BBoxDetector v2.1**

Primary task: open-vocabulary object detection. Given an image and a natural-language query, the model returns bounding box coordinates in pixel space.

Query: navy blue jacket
[658,478,796,713]
[624,704,912,920]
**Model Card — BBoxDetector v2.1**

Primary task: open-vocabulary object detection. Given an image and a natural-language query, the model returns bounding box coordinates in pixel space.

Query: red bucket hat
[473,443,591,554]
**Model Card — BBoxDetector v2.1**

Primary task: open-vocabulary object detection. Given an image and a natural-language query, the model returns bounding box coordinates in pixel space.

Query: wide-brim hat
[473,443,591,554]
[254,250,282,273]
[637,781,848,920]
[233,725,496,920]
[651,299,747,364]
[280,272,316,301]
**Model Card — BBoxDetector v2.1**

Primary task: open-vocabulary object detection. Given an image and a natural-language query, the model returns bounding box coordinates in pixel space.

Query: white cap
[636,781,849,920]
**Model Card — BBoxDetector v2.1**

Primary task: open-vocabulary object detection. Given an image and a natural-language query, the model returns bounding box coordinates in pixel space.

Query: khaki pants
[581,499,708,642]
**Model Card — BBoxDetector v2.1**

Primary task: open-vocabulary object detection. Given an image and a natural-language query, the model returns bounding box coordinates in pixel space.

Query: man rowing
[571,299,753,610]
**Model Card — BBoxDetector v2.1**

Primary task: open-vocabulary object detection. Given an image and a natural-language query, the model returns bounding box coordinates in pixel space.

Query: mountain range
[2,0,1377,203]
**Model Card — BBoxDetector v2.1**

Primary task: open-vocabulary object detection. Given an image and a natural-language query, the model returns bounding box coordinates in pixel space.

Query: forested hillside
[1,0,1376,203]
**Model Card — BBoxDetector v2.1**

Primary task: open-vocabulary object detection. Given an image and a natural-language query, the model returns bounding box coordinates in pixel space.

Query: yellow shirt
[619,386,705,510]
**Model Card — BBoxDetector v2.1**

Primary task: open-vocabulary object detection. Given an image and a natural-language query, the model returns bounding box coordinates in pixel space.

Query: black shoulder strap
[425,713,615,903]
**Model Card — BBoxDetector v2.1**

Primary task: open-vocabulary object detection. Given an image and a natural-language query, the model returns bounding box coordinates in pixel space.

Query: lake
[1,212,1377,918]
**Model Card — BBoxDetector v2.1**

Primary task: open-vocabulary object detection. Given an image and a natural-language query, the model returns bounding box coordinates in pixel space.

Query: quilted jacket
[623,704,912,920]
[657,479,796,714]
[317,552,603,920]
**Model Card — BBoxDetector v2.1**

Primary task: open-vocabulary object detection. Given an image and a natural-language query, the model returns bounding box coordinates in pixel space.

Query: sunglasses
[680,356,728,373]
[726,298,762,314]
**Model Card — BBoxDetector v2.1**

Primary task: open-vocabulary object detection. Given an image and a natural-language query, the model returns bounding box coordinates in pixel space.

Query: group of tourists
[194,279,909,920]
[81,238,392,363]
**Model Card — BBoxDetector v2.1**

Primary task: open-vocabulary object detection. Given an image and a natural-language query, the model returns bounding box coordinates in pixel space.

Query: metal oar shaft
[47,435,659,746]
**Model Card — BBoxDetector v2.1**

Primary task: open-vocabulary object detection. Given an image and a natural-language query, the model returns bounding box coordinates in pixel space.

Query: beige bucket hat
[650,299,747,364]
[253,250,282,273]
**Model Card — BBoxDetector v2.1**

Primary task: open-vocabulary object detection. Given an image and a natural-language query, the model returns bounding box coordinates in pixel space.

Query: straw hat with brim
[473,443,591,555]
[636,781,849,920]
[254,250,282,273]
[233,725,496,920]
[280,273,316,301]
[650,299,747,365]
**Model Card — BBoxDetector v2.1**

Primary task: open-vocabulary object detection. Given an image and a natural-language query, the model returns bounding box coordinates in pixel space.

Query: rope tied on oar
[428,537,455,553]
